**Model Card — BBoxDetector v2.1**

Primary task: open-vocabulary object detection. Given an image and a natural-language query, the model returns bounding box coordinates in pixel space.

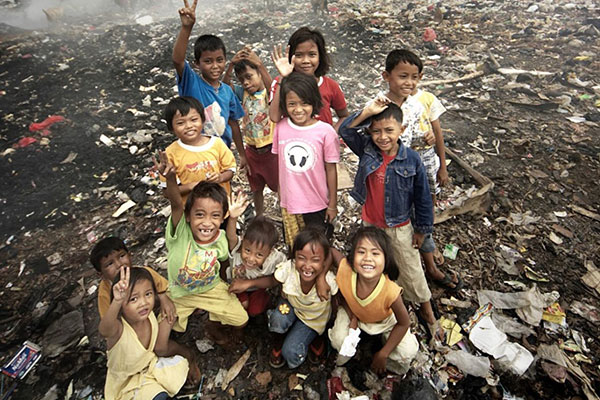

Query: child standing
[269,27,348,130]
[226,216,287,317]
[172,0,247,172]
[99,267,197,400]
[90,236,176,323]
[163,97,236,200]
[338,100,443,341]
[267,228,338,369]
[222,48,278,216]
[271,72,340,249]
[155,151,249,341]
[383,49,461,291]
[328,227,418,375]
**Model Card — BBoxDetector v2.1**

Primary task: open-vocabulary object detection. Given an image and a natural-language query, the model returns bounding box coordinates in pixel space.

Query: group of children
[94,0,464,398]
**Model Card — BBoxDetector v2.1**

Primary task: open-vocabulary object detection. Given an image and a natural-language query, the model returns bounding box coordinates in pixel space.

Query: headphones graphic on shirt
[284,141,315,173]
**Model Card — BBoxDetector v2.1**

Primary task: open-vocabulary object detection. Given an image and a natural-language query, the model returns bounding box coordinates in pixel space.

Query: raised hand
[112,267,130,304]
[228,190,250,219]
[245,49,263,67]
[364,95,390,116]
[271,45,295,77]
[178,0,197,28]
[153,151,176,180]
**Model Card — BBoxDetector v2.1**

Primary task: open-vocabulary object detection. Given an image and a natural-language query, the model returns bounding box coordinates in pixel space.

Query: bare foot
[187,353,201,385]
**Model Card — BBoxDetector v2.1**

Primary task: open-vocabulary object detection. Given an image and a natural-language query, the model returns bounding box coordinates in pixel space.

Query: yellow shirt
[98,266,169,318]
[336,258,402,323]
[105,312,188,400]
[165,137,236,196]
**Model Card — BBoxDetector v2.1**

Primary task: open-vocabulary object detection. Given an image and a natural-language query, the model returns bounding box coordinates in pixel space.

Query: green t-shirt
[166,216,229,298]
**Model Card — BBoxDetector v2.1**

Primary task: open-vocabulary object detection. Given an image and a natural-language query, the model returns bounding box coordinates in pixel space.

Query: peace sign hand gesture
[112,267,130,305]
[178,0,198,28]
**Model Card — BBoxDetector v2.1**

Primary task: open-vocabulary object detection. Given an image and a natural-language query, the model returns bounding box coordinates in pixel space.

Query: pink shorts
[246,145,278,193]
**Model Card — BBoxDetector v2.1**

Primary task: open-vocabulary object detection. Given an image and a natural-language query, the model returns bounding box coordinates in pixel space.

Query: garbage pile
[0,0,598,398]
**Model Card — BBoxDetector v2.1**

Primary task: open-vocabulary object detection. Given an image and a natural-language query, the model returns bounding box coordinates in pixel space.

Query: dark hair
[371,102,404,125]
[385,49,423,73]
[243,216,278,249]
[184,181,229,218]
[164,96,205,131]
[90,237,128,272]
[288,27,330,77]
[233,58,259,77]
[279,72,323,119]
[292,227,330,260]
[348,226,399,281]
[110,268,160,312]
[194,34,226,62]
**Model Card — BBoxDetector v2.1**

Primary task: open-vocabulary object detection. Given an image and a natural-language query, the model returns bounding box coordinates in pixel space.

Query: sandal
[432,271,463,292]
[308,337,326,365]
[269,347,284,369]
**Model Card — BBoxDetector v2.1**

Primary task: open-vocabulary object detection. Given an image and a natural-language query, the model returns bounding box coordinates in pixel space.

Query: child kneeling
[328,227,418,375]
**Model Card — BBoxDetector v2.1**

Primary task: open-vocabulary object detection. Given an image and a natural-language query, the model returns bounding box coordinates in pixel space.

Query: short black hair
[194,34,226,62]
[164,96,205,131]
[233,58,259,77]
[348,226,399,281]
[90,237,128,272]
[184,181,229,218]
[292,227,330,260]
[371,102,403,125]
[385,49,423,73]
[288,27,330,77]
[110,267,160,313]
[243,216,278,249]
[279,72,323,118]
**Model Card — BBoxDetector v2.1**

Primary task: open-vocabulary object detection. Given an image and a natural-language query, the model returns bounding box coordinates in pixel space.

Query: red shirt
[362,152,410,228]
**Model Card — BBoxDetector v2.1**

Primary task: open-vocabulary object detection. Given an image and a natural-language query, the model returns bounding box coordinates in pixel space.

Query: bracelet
[327,207,337,211]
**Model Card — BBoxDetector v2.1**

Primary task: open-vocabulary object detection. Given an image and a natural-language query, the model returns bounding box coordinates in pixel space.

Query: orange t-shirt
[97,266,169,318]
[336,258,402,323]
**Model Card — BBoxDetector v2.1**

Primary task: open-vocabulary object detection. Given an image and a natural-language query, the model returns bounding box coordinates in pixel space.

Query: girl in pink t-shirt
[269,27,348,129]
[271,72,340,249]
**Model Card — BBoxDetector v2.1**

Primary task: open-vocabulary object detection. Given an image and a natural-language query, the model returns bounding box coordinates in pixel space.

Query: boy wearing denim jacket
[338,98,442,341]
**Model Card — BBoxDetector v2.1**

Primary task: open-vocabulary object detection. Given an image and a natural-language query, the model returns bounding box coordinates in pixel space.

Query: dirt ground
[0,0,599,399]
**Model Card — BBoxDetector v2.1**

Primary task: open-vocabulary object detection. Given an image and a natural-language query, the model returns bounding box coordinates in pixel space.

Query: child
[155,151,250,341]
[269,27,348,130]
[172,0,247,172]
[272,72,340,249]
[383,49,461,291]
[267,228,338,369]
[222,48,278,216]
[338,100,443,341]
[226,216,286,316]
[163,96,236,200]
[90,236,176,324]
[99,267,198,400]
[328,227,418,375]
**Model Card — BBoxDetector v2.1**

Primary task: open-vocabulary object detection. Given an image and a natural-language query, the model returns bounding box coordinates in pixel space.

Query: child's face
[369,117,405,156]
[236,66,264,95]
[294,242,325,285]
[186,197,226,242]
[383,62,422,100]
[240,239,271,270]
[285,90,314,126]
[196,49,226,84]
[292,40,319,76]
[99,249,132,281]
[172,108,204,146]
[353,238,385,282]
[121,279,155,324]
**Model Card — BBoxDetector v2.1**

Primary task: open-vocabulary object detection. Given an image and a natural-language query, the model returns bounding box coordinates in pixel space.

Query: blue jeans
[267,298,318,368]
[153,393,169,400]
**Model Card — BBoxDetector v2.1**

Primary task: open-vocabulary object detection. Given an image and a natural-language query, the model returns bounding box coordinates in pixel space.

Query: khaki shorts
[170,281,248,332]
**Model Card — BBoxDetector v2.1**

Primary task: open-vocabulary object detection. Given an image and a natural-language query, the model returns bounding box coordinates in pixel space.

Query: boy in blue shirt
[338,98,442,342]
[172,0,247,172]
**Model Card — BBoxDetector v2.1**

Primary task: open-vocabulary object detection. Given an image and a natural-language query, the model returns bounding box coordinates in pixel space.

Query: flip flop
[432,271,463,292]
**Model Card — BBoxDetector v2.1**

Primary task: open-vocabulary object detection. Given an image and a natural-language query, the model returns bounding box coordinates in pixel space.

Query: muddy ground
[0,0,599,399]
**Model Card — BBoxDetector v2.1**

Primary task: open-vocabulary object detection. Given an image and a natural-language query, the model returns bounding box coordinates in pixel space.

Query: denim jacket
[339,112,433,234]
